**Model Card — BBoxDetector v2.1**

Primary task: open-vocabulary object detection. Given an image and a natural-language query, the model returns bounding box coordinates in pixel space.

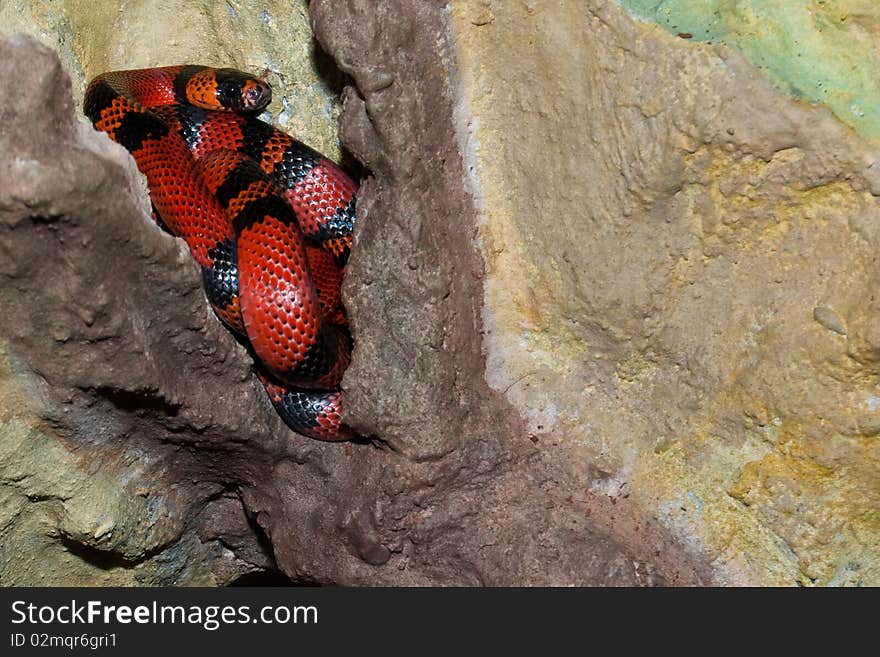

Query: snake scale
[83,65,357,441]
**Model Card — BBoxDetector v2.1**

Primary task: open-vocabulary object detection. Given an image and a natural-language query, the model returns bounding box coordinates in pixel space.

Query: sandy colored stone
[450,0,879,585]
[307,0,709,584]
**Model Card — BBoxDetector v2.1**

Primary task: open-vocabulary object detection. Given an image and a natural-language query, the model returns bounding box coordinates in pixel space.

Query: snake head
[213,68,272,113]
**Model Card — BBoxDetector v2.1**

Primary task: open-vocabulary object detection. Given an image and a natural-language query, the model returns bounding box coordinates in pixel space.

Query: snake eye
[215,80,242,108]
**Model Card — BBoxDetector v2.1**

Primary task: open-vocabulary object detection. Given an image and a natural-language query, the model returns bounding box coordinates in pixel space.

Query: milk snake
[83,66,357,441]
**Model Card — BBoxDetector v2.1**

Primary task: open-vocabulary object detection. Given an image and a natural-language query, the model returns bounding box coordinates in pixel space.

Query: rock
[0,30,693,586]
[3,0,875,587]
[0,33,277,585]
[620,0,880,143]
[310,0,710,584]
[448,0,879,585]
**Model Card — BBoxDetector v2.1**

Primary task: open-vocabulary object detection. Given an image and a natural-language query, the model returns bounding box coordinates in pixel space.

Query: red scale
[83,65,357,440]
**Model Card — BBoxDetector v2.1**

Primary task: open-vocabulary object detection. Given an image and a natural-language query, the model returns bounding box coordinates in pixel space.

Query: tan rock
[450,0,879,585]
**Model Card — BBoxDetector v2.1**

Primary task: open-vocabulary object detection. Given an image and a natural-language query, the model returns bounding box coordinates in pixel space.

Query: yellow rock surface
[450,0,879,585]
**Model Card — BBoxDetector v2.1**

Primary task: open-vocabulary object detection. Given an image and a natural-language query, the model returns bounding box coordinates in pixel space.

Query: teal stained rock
[619,0,880,142]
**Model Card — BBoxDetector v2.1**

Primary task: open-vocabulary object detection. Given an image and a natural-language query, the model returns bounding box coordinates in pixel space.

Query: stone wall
[451,0,878,585]
[0,0,876,585]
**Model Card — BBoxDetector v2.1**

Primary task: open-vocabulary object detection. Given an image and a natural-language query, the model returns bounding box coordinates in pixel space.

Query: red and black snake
[83,66,357,441]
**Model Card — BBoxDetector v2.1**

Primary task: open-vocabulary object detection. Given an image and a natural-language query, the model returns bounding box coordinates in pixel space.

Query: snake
[83,65,357,441]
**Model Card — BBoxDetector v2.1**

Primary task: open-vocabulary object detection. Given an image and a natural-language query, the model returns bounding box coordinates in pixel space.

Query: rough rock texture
[308,0,706,584]
[0,34,280,585]
[0,19,706,584]
[621,0,880,141]
[451,0,879,585]
[2,0,876,587]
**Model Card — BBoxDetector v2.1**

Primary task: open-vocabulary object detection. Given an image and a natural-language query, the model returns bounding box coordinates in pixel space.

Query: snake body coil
[83,65,357,441]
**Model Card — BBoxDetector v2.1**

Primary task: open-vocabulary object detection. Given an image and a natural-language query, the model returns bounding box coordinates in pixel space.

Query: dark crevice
[311,38,348,98]
[31,214,64,224]
[310,37,367,181]
[226,570,298,586]
[59,534,159,570]
[90,385,181,416]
